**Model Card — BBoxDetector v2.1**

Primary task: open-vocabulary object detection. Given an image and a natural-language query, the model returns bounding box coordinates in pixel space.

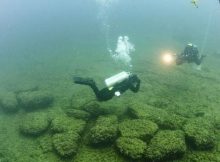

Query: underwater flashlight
[161,52,176,65]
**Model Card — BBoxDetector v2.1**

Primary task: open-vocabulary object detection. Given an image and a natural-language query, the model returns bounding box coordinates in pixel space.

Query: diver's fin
[73,76,95,86]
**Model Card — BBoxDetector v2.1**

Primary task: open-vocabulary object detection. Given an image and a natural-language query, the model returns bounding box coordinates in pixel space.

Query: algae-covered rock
[51,115,86,134]
[74,145,126,162]
[0,92,19,113]
[19,112,50,136]
[118,119,158,141]
[89,115,118,145]
[183,151,220,162]
[81,101,108,117]
[128,103,186,130]
[183,117,216,150]
[145,130,186,161]
[66,109,90,120]
[149,97,171,109]
[38,135,53,153]
[116,137,147,160]
[214,116,220,130]
[17,91,53,111]
[52,131,80,157]
[0,148,16,162]
[161,113,187,130]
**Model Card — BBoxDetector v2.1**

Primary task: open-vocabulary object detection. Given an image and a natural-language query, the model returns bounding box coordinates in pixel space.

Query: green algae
[118,119,158,140]
[74,146,127,162]
[50,115,86,134]
[145,130,186,161]
[19,112,50,136]
[116,137,147,160]
[89,115,118,145]
[128,103,187,130]
[65,109,91,120]
[17,91,53,111]
[52,131,80,157]
[183,117,216,150]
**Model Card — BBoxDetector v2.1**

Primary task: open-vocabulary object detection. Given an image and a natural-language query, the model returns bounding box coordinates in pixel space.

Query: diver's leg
[73,77,95,86]
[195,55,205,65]
[73,77,101,99]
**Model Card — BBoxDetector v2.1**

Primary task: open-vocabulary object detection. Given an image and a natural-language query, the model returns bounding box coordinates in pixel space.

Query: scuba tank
[104,71,130,88]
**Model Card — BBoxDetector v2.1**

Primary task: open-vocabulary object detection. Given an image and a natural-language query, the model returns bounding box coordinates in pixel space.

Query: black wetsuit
[73,74,140,101]
[176,45,205,65]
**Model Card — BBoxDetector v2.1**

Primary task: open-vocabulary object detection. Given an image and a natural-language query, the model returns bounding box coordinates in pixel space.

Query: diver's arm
[129,75,141,92]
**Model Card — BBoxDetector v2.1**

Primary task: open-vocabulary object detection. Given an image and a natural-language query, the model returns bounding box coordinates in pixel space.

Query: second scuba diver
[73,71,140,101]
[175,43,206,65]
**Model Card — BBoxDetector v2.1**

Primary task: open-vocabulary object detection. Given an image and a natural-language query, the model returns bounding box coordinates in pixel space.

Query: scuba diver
[176,43,206,65]
[73,71,140,101]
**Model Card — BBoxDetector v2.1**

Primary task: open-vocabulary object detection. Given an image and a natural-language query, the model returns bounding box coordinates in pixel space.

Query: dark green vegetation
[19,112,50,136]
[116,137,147,159]
[17,91,53,111]
[145,130,186,161]
[118,119,158,140]
[89,115,118,145]
[183,117,216,150]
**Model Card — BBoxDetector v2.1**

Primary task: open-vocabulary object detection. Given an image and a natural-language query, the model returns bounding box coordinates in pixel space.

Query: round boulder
[119,119,158,141]
[52,131,80,157]
[17,91,53,111]
[51,116,86,134]
[183,117,216,150]
[81,101,108,117]
[145,130,186,161]
[66,109,90,121]
[19,112,50,136]
[116,137,147,160]
[128,104,186,130]
[89,115,118,145]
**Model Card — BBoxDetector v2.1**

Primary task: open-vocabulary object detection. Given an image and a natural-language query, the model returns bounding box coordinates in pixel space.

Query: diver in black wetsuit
[73,72,140,101]
[176,43,206,65]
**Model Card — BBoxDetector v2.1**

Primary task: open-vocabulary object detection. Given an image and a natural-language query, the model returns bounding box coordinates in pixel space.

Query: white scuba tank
[104,71,130,88]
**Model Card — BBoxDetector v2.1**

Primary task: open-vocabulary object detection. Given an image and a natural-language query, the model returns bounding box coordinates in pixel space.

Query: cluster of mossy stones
[0,89,88,158]
[80,102,218,161]
[0,89,53,113]
[0,91,219,161]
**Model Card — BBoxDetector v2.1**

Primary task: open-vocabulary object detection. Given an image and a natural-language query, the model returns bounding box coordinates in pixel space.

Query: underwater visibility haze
[0,0,220,161]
